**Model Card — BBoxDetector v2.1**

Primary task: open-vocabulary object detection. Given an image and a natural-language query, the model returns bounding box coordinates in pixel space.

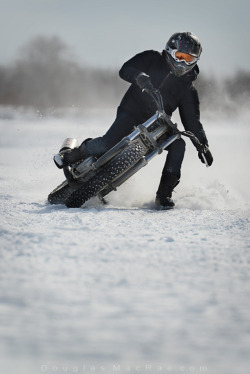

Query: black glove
[135,72,153,90]
[198,145,213,166]
[63,147,83,165]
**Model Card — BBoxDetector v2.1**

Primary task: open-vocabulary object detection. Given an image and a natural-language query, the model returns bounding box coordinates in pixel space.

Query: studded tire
[65,141,147,208]
[48,180,80,205]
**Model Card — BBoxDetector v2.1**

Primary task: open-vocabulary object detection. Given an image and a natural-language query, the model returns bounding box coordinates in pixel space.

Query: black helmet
[165,32,202,77]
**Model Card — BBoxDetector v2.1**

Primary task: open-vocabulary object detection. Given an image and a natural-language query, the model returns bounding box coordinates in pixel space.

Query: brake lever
[201,153,209,167]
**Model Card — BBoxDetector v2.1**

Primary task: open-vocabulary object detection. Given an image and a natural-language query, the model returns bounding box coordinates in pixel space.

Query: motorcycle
[48,88,209,208]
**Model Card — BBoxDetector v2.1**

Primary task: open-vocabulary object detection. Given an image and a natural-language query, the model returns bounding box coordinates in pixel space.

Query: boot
[155,172,180,210]
[63,138,92,166]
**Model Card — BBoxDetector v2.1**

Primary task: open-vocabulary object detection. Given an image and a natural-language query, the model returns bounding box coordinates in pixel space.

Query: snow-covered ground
[0,108,250,374]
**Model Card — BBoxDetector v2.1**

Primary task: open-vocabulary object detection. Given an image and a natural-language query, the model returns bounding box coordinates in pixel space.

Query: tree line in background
[0,36,249,115]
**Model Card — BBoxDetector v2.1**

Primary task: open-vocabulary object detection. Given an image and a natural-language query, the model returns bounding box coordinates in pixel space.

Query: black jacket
[119,50,208,146]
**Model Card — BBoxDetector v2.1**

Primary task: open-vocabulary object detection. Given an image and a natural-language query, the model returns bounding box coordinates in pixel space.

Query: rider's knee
[167,137,186,154]
[177,137,186,151]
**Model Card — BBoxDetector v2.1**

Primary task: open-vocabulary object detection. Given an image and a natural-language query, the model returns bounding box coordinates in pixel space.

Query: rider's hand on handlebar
[136,72,153,91]
[198,145,213,166]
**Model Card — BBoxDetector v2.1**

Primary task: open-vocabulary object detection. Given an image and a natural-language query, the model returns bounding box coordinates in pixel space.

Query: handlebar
[144,86,164,112]
[144,87,209,167]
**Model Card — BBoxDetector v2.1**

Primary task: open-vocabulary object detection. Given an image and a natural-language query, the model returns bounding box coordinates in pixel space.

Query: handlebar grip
[144,87,164,112]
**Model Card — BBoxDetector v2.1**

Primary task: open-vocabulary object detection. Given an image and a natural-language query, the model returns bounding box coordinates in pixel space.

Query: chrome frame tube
[145,134,181,162]
[128,112,164,141]
[149,124,168,140]
[160,133,181,150]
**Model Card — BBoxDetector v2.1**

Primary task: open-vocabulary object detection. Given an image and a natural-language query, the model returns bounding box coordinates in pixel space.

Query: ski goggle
[167,47,199,66]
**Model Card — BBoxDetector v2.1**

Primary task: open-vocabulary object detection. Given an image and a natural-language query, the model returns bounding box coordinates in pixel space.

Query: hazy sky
[1,0,249,77]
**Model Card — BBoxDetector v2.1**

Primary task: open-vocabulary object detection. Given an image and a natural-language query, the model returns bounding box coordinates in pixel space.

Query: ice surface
[0,109,250,374]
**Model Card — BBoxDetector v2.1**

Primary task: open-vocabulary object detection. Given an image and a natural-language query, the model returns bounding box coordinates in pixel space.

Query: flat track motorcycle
[48,88,208,208]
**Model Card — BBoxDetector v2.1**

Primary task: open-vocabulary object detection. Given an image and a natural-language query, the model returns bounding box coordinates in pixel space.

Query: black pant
[85,108,185,178]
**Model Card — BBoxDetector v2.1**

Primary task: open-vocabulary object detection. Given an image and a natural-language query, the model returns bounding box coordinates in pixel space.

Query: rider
[62,31,213,209]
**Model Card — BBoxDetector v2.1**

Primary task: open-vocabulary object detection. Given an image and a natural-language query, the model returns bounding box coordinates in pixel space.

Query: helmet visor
[175,51,195,63]
[170,48,199,66]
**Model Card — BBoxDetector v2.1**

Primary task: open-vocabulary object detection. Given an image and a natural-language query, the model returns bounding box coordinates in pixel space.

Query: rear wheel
[48,180,80,205]
[65,141,147,208]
